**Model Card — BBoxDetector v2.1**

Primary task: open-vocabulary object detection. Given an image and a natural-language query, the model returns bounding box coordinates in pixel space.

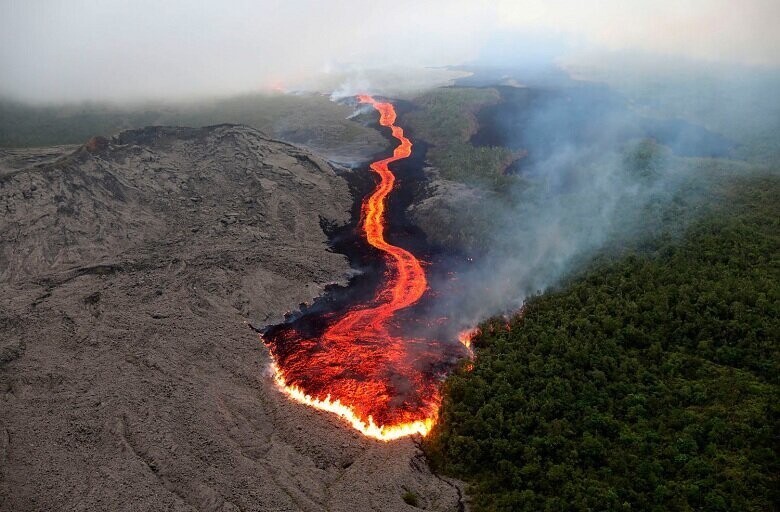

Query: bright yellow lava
[270,362,435,441]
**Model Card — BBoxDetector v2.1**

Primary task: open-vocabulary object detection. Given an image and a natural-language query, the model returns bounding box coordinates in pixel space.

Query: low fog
[1,0,778,103]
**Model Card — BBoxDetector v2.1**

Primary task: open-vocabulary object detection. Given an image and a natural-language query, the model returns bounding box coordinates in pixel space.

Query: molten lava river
[262,95,468,441]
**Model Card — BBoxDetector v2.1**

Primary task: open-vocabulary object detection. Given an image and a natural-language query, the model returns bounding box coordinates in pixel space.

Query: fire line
[262,95,446,441]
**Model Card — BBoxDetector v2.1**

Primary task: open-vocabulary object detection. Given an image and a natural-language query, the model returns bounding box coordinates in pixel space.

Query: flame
[456,328,477,371]
[457,328,475,348]
[457,327,479,355]
[262,95,463,441]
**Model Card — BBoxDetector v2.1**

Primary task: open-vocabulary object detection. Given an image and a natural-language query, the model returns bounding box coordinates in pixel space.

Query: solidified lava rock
[0,125,465,511]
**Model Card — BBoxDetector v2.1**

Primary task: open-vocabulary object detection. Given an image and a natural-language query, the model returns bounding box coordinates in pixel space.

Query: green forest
[425,174,779,511]
[404,87,514,188]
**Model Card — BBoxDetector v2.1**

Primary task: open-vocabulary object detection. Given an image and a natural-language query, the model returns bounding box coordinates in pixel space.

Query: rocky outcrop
[407,167,495,253]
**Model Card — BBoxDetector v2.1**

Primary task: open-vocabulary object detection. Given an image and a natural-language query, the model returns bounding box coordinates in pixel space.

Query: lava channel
[261,95,466,441]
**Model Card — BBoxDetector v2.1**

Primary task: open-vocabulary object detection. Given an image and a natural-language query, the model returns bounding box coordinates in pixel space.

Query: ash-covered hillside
[0,126,463,511]
[0,125,351,296]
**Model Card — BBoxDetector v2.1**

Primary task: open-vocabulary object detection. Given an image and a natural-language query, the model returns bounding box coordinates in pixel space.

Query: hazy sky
[1,0,778,102]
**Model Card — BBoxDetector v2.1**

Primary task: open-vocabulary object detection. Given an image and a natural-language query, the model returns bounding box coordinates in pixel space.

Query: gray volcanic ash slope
[0,125,462,511]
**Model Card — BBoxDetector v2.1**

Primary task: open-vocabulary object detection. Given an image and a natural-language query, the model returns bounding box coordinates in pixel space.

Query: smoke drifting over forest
[422,78,746,331]
[432,115,690,331]
[1,0,779,102]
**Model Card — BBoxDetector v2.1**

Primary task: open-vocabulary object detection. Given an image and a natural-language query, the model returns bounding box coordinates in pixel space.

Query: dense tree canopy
[426,175,779,511]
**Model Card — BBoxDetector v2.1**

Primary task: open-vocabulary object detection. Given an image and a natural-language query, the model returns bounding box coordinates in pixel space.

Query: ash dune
[0,126,463,511]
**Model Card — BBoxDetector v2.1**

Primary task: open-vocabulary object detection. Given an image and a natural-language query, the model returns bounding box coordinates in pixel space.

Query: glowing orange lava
[262,95,462,440]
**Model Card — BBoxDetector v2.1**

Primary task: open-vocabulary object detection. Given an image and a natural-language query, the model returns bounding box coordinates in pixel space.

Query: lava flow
[262,95,464,441]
